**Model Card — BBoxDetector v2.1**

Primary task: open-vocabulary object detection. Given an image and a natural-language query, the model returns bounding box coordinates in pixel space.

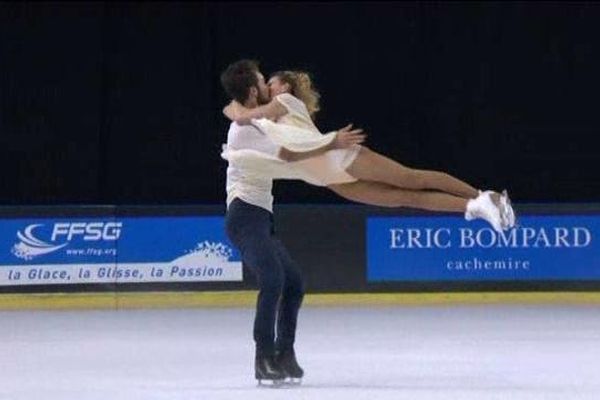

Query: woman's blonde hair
[271,70,321,119]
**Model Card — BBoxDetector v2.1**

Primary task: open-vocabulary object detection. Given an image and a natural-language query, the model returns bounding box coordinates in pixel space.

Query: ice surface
[0,304,599,400]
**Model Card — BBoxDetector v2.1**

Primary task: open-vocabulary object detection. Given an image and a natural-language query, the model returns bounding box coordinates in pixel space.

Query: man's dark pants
[225,198,305,356]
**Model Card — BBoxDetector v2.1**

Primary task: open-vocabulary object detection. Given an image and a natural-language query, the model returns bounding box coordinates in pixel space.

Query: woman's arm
[223,99,288,125]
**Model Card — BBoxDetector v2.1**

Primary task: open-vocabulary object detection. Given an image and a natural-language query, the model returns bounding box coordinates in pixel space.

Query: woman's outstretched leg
[346,147,479,199]
[329,181,468,212]
[328,180,503,231]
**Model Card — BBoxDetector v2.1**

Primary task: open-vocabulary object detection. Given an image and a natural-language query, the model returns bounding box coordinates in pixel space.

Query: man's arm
[278,146,332,162]
[278,124,366,162]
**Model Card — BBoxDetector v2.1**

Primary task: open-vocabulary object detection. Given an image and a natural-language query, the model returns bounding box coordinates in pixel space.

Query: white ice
[0,304,599,400]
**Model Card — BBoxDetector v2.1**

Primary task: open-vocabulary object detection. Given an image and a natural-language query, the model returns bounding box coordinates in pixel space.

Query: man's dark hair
[220,59,260,103]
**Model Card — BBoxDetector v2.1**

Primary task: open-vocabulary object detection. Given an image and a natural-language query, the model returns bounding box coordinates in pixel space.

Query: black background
[2,2,599,205]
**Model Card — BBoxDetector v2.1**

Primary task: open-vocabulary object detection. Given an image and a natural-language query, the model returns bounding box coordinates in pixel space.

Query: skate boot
[255,352,286,387]
[500,189,516,228]
[465,190,504,232]
[276,347,304,385]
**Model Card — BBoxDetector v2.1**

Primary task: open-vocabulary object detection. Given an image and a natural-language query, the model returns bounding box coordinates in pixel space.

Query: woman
[223,70,515,232]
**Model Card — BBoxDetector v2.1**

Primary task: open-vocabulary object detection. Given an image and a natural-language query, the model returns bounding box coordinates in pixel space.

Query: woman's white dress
[221,93,360,186]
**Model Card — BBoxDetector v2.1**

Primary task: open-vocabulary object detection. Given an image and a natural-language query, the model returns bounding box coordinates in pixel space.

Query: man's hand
[332,124,366,149]
[279,123,366,162]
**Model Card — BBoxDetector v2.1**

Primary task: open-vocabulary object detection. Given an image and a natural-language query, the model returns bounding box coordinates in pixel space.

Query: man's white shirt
[225,122,280,212]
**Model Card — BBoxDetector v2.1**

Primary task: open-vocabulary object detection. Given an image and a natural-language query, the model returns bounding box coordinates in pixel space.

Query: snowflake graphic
[186,241,232,261]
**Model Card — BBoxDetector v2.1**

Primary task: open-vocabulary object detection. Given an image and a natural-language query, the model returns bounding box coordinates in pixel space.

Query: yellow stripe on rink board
[0,291,600,310]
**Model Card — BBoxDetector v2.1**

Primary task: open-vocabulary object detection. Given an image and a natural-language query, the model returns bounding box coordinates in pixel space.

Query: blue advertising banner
[367,215,600,282]
[0,216,242,285]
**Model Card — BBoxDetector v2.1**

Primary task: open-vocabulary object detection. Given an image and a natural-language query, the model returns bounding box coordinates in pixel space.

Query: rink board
[0,204,599,298]
[2,291,600,310]
[1,216,242,286]
[367,215,600,282]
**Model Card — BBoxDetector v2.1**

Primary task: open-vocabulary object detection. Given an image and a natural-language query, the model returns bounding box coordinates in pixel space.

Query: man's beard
[257,92,271,105]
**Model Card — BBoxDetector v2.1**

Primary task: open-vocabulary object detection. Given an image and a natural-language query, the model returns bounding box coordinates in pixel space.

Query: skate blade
[257,378,286,388]
[285,377,302,386]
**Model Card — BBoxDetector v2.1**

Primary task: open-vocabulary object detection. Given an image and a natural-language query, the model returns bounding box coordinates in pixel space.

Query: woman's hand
[332,124,366,149]
[222,101,252,125]
[222,101,236,120]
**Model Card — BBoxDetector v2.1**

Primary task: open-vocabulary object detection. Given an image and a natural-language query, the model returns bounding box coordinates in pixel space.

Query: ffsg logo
[12,221,123,260]
[51,222,122,241]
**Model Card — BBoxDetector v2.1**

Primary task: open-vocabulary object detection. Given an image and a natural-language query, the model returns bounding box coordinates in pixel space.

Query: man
[220,60,363,385]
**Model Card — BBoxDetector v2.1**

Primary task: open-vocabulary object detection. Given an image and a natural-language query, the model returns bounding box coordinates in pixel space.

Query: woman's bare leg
[346,147,479,199]
[328,181,468,213]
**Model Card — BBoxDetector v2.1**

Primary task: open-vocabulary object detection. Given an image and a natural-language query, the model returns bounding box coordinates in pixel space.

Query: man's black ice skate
[276,348,304,385]
[255,353,286,387]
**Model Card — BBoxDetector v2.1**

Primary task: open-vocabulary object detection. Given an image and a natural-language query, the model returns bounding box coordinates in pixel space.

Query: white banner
[0,262,243,286]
